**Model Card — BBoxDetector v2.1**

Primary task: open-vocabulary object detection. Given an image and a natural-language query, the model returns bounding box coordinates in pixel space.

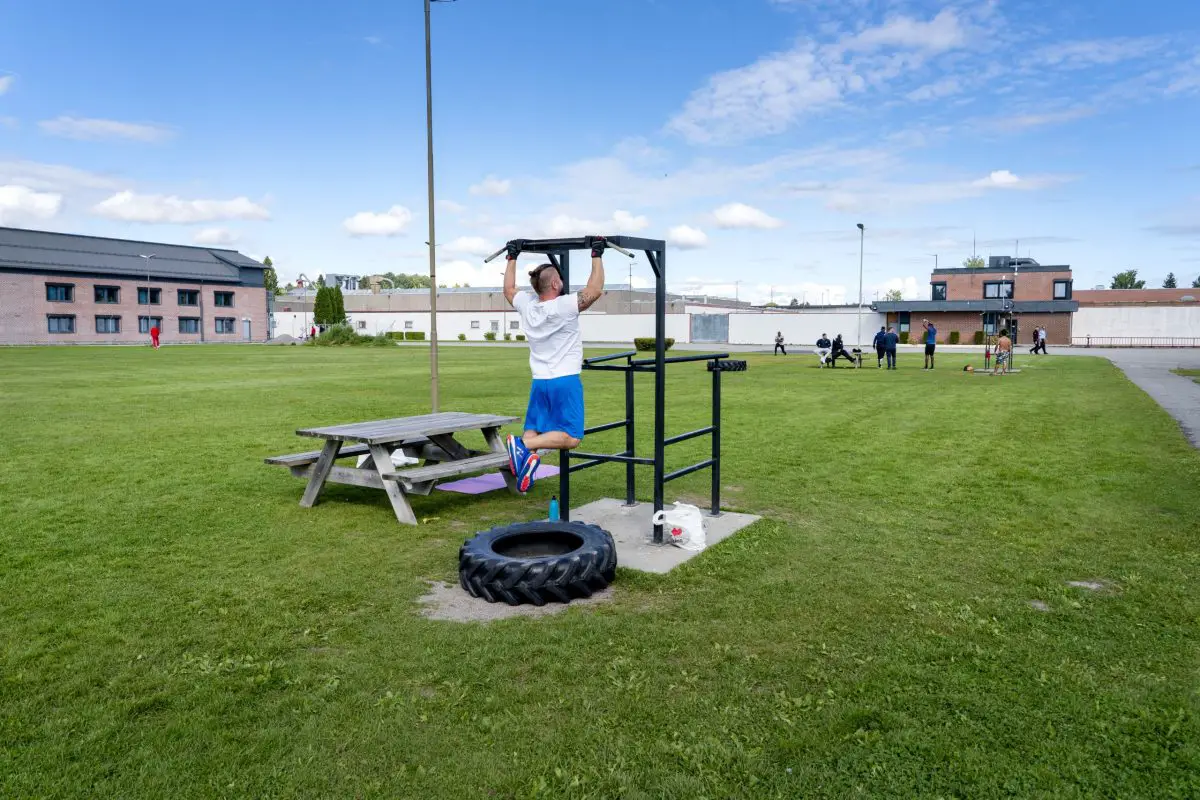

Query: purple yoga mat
[435,464,560,495]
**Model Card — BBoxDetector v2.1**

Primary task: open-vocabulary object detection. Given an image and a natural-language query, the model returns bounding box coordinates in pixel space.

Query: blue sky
[2,0,1199,301]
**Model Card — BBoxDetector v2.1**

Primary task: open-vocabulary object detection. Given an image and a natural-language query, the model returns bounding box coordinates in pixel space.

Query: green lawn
[1,345,1198,799]
[1174,368,1200,385]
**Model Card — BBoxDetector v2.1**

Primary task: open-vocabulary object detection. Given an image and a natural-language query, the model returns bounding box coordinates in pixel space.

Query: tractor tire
[459,521,617,606]
[708,359,748,372]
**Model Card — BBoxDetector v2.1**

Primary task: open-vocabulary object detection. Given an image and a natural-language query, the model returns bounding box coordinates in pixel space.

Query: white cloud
[0,160,125,192]
[39,116,174,143]
[444,235,495,257]
[712,202,784,230]
[438,199,466,213]
[437,258,503,288]
[193,227,238,246]
[972,170,1022,188]
[1033,37,1163,69]
[0,75,12,95]
[841,9,966,53]
[364,36,383,46]
[873,275,922,300]
[469,176,511,196]
[993,107,1096,130]
[342,205,413,236]
[0,184,63,224]
[0,116,17,130]
[612,209,650,231]
[92,191,270,223]
[906,77,962,102]
[667,225,709,250]
[543,210,650,237]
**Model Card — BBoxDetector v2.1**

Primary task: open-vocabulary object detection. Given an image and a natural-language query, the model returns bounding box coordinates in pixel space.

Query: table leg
[370,443,418,525]
[482,426,519,495]
[428,433,472,461]
[300,439,341,508]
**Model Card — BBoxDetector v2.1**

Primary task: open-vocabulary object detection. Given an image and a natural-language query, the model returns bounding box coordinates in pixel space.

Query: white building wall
[729,309,887,347]
[1073,306,1200,339]
[273,310,691,343]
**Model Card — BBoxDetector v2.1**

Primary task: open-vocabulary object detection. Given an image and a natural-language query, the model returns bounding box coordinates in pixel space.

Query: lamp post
[425,0,456,411]
[139,254,156,342]
[298,273,309,339]
[856,223,865,348]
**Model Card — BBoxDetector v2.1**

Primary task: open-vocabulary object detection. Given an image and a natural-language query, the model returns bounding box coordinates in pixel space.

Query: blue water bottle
[549,496,560,521]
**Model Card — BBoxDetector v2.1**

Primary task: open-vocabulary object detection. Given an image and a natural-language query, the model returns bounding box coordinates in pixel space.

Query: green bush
[634,337,676,352]
[515,334,526,341]
[503,332,512,341]
[899,332,910,345]
[457,333,466,341]
[385,331,404,340]
[313,325,362,346]
[948,331,960,344]
[404,331,425,341]
[973,330,985,345]
[369,333,393,347]
[483,331,497,341]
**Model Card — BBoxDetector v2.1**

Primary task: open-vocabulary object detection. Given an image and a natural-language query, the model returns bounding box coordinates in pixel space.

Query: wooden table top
[297,411,518,446]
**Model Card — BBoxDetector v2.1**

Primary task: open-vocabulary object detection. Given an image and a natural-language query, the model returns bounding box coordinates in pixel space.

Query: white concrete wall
[272,310,691,343]
[729,309,886,347]
[1073,306,1200,339]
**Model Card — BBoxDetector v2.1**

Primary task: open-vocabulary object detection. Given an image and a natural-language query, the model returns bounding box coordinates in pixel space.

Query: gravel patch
[416,581,613,623]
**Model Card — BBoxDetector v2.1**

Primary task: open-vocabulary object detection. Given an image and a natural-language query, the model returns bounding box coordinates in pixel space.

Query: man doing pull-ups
[502,236,607,493]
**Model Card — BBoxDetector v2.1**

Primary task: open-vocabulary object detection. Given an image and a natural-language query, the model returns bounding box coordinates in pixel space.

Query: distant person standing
[872,326,887,368]
[774,331,786,356]
[1038,326,1048,354]
[884,326,899,369]
[816,333,832,367]
[1029,327,1041,355]
[310,325,317,340]
[150,325,160,349]
[992,328,1013,375]
[921,319,937,370]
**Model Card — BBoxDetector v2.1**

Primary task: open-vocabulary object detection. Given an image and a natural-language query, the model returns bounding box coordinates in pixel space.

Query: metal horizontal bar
[663,458,716,483]
[584,350,637,365]
[663,425,714,447]
[629,352,730,366]
[571,451,654,466]
[583,364,635,372]
[567,458,607,474]
[584,419,628,435]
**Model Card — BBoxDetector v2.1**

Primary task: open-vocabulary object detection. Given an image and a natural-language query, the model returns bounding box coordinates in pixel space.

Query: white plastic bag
[357,451,420,469]
[652,502,707,551]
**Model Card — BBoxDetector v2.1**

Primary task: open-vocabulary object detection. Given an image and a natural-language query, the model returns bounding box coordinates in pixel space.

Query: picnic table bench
[265,411,519,525]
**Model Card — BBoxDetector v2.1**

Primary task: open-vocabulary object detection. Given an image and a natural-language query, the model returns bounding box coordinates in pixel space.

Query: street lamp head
[856,223,865,231]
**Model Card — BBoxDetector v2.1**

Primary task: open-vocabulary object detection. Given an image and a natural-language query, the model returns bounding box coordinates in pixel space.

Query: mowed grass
[1174,368,1200,385]
[1,345,1198,799]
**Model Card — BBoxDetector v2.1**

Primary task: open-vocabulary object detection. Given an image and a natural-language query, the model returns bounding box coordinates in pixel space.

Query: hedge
[516,334,526,341]
[483,331,497,341]
[973,330,985,345]
[634,337,675,352]
[948,331,960,344]
[405,331,426,341]
[457,333,467,341]
[899,332,910,344]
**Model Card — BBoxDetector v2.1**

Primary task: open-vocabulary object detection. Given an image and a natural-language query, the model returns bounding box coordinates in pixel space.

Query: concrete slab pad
[567,498,762,574]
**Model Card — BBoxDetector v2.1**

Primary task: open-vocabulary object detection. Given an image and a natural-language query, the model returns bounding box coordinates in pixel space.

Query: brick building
[0,227,269,345]
[873,256,1077,345]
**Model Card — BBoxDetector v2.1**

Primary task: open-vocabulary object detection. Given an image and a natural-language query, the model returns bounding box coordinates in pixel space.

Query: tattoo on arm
[577,288,600,311]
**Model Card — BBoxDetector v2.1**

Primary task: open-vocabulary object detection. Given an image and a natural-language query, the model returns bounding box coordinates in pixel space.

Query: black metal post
[649,249,666,544]
[558,248,571,521]
[711,364,721,517]
[624,364,636,506]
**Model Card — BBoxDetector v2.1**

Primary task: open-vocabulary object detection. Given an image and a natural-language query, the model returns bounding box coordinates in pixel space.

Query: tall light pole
[856,223,865,348]
[298,273,310,338]
[424,0,455,411]
[139,254,156,341]
[930,253,938,270]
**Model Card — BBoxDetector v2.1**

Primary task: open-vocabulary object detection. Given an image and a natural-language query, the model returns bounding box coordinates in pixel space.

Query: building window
[178,289,199,306]
[215,317,236,334]
[982,312,998,335]
[509,320,520,330]
[490,320,500,331]
[47,314,76,334]
[898,312,911,333]
[1053,280,1072,300]
[213,291,234,308]
[179,317,200,334]
[931,282,947,301]
[95,315,121,334]
[46,284,74,303]
[138,287,162,305]
[138,316,164,334]
[95,286,120,304]
[470,321,480,329]
[357,320,367,330]
[983,281,1014,300]
[404,321,414,330]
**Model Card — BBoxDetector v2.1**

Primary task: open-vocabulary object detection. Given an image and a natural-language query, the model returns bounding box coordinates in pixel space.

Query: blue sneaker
[517,452,541,494]
[505,434,529,478]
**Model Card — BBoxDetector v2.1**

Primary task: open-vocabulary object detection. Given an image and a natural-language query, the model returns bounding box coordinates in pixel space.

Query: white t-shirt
[512,291,583,379]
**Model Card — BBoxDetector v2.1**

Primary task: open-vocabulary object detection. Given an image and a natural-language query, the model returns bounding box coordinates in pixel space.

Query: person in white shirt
[501,237,607,493]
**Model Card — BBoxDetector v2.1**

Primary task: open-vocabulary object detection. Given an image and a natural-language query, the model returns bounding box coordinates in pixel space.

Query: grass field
[2,345,1198,798]
[1174,368,1200,385]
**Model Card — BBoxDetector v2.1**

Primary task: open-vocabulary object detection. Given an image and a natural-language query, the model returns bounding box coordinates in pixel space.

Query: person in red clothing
[150,325,160,349]
[310,325,316,340]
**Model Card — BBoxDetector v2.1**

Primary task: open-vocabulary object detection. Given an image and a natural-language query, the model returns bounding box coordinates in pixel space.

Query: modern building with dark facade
[873,256,1078,344]
[0,227,269,345]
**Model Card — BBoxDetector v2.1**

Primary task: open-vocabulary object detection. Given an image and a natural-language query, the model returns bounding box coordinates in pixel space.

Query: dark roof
[932,265,1071,275]
[873,299,1078,313]
[0,226,265,282]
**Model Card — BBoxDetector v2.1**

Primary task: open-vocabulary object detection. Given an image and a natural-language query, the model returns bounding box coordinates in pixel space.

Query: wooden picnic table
[266,411,519,525]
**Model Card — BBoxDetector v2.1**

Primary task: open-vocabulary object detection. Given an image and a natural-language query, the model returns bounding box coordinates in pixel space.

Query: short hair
[999,328,1009,336]
[529,263,559,294]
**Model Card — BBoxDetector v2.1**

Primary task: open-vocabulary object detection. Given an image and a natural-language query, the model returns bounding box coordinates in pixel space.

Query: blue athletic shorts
[524,374,585,440]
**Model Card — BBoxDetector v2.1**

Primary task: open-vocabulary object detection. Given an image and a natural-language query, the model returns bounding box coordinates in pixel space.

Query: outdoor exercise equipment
[486,235,747,544]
